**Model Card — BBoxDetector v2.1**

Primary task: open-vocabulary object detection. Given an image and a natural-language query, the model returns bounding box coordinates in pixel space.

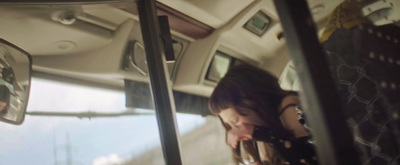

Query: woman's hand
[226,123,254,148]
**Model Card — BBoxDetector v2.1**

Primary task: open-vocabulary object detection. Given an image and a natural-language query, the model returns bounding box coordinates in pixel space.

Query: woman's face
[219,107,264,129]
[219,107,265,148]
[0,101,7,112]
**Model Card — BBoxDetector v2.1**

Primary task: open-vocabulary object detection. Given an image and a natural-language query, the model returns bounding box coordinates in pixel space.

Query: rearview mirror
[0,39,31,125]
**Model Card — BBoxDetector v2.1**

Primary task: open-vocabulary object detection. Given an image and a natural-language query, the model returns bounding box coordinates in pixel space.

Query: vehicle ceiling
[0,0,345,97]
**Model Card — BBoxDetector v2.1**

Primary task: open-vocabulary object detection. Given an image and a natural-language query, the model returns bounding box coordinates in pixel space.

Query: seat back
[323,23,400,165]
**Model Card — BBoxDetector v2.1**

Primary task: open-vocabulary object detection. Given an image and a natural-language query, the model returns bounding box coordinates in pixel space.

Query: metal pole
[272,0,360,164]
[136,0,183,165]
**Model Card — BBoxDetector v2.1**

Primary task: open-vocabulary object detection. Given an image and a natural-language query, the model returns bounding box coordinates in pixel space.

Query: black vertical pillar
[136,0,183,165]
[272,0,360,164]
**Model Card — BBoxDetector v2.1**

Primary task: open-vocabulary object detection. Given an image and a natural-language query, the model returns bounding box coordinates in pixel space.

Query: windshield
[0,77,209,165]
[0,1,235,164]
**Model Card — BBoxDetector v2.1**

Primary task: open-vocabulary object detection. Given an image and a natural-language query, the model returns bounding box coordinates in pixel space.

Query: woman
[209,64,318,165]
[0,85,10,117]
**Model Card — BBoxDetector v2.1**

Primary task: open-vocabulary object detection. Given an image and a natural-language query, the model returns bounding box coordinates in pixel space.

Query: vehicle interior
[0,0,399,164]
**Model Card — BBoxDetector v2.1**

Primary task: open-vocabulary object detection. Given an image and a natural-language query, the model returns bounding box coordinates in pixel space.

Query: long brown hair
[209,64,292,138]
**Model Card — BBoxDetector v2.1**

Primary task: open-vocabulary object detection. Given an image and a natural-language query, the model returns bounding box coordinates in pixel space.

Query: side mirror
[0,39,32,125]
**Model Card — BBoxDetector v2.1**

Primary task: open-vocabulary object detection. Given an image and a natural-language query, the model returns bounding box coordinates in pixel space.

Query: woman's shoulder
[278,94,310,138]
[279,94,300,113]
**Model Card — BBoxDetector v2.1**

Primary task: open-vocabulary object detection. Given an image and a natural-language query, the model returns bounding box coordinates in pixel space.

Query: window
[206,51,245,82]
[0,77,207,165]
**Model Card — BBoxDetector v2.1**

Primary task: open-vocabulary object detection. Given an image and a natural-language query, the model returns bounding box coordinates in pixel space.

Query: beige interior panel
[158,0,255,28]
